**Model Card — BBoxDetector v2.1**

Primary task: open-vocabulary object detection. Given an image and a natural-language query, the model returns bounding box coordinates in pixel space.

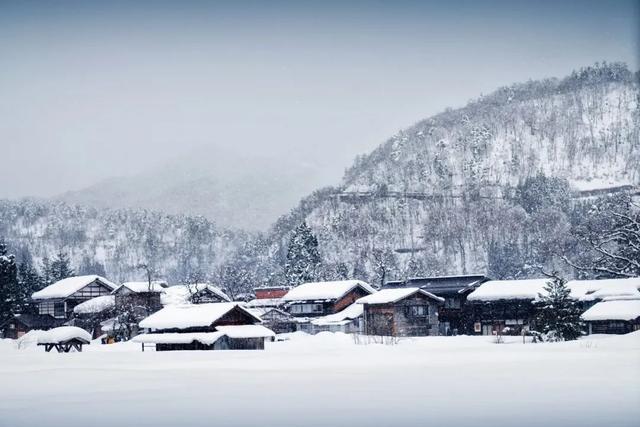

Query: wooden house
[160,283,231,305]
[134,303,275,351]
[357,288,444,337]
[581,299,640,334]
[0,313,63,339]
[31,275,118,320]
[467,277,640,336]
[112,281,168,313]
[282,280,375,318]
[246,307,297,334]
[384,274,487,335]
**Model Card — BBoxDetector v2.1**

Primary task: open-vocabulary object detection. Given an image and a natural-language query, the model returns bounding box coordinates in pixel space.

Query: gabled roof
[160,284,231,305]
[581,299,640,321]
[32,275,118,300]
[139,303,260,330]
[357,287,444,305]
[113,281,168,294]
[282,280,375,302]
[387,274,488,295]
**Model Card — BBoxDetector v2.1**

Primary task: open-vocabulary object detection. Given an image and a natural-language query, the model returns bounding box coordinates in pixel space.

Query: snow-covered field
[1,332,639,427]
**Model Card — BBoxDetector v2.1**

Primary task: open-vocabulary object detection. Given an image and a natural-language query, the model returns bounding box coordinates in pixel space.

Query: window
[54,302,65,318]
[408,305,428,317]
[290,303,324,314]
[444,298,461,309]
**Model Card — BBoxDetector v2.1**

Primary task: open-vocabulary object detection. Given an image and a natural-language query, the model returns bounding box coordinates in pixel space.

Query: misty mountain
[56,148,329,230]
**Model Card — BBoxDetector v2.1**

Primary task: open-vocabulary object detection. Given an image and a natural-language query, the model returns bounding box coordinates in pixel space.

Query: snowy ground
[1,332,639,427]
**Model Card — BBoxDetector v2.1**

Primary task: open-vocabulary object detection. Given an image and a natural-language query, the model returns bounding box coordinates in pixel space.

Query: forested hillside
[264,63,640,285]
[1,63,638,290]
[0,200,243,284]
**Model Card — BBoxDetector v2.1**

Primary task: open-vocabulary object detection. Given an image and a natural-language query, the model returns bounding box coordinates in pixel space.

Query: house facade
[0,313,63,339]
[32,275,118,320]
[282,280,375,318]
[581,299,640,334]
[358,288,444,337]
[384,274,487,335]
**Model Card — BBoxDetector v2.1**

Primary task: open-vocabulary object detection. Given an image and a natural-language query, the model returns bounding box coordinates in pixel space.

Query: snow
[357,287,444,304]
[31,275,118,300]
[160,284,231,305]
[139,303,260,330]
[215,325,276,338]
[581,299,640,321]
[132,332,225,345]
[311,303,363,326]
[282,280,375,302]
[468,277,640,302]
[570,178,632,192]
[0,332,638,427]
[116,281,168,293]
[245,298,283,308]
[37,326,92,344]
[467,279,551,301]
[73,295,115,314]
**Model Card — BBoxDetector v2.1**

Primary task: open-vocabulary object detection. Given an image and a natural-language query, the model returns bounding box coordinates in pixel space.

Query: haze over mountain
[55,146,329,230]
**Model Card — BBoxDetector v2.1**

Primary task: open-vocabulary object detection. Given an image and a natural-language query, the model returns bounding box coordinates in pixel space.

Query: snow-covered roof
[73,295,115,314]
[215,324,275,338]
[37,326,92,344]
[32,275,118,300]
[357,287,444,304]
[581,299,640,321]
[282,280,375,302]
[139,303,260,330]
[245,298,283,308]
[468,277,640,302]
[114,281,168,294]
[568,278,640,301]
[160,284,231,305]
[311,303,364,326]
[133,332,225,345]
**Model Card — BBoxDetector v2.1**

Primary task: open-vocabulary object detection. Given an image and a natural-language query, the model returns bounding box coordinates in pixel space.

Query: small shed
[581,298,640,334]
[135,303,275,351]
[357,288,444,337]
[0,314,62,339]
[306,303,365,334]
[37,326,92,352]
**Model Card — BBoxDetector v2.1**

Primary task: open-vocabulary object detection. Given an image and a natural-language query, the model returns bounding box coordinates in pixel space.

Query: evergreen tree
[535,274,583,341]
[48,251,75,283]
[0,241,19,323]
[284,222,321,286]
[15,260,43,314]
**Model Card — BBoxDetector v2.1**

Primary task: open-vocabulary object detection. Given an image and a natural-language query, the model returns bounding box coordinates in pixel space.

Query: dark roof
[9,314,62,329]
[383,274,489,295]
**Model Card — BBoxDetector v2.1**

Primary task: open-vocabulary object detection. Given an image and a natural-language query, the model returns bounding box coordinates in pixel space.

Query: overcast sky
[1,0,638,198]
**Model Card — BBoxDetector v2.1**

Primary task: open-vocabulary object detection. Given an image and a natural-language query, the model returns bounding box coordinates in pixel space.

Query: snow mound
[38,326,92,344]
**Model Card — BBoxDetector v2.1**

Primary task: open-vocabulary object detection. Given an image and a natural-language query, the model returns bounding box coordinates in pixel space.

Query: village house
[112,281,169,314]
[581,299,640,334]
[357,288,444,337]
[72,295,116,338]
[465,278,548,335]
[383,274,488,335]
[134,303,275,351]
[0,313,63,339]
[466,277,640,335]
[160,283,231,305]
[245,285,290,310]
[281,280,375,318]
[31,275,118,320]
